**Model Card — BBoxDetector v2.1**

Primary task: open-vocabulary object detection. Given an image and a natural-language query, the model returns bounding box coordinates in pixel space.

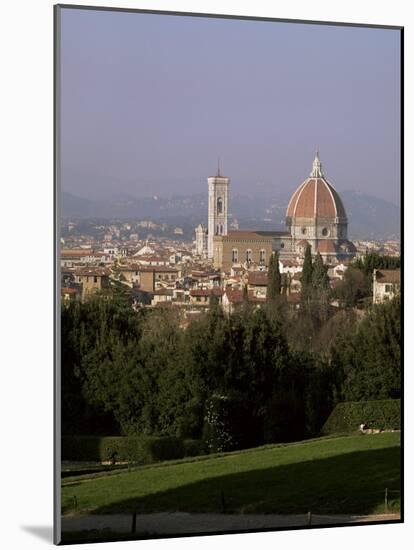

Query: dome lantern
[310,151,323,178]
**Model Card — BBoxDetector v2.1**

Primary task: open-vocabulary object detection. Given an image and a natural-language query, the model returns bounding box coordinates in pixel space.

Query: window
[259,249,266,264]
[280,243,285,249]
[217,197,223,214]
[385,284,392,293]
[301,227,307,235]
[232,248,238,263]
[94,276,98,283]
[322,227,329,236]
[246,249,252,263]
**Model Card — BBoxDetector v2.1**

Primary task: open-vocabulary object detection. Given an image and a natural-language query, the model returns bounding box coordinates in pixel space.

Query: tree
[301,244,313,304]
[332,296,401,401]
[309,252,331,323]
[353,252,401,276]
[332,266,371,308]
[61,275,400,453]
[267,252,281,301]
[312,253,329,291]
[61,296,145,435]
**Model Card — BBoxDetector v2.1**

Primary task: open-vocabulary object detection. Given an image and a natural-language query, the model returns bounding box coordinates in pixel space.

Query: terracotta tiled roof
[153,288,173,296]
[225,231,269,239]
[225,231,288,240]
[375,269,401,284]
[61,287,77,295]
[317,240,337,254]
[75,268,110,277]
[118,264,140,271]
[190,288,224,297]
[61,249,93,257]
[136,255,165,262]
[247,271,268,286]
[191,271,215,278]
[138,266,178,273]
[280,259,299,267]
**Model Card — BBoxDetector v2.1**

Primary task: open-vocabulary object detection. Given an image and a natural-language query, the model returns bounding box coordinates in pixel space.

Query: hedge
[61,436,205,464]
[321,399,401,435]
[183,438,206,457]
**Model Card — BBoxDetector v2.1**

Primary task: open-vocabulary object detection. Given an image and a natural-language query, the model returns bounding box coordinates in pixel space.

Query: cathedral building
[195,153,356,272]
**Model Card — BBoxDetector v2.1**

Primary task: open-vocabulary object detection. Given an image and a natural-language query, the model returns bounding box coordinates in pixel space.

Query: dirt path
[61,512,400,535]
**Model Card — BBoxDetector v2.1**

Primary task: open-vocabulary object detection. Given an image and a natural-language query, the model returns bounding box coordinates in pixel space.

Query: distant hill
[61,190,400,241]
[340,190,400,240]
[61,192,96,218]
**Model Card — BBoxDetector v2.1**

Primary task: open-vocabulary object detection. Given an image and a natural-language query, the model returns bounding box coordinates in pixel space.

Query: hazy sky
[60,8,401,205]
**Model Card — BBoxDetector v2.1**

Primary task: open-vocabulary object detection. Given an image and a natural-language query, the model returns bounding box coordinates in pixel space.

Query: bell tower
[207,161,230,259]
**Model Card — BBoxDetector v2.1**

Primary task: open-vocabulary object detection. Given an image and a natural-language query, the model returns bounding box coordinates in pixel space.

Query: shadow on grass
[65,446,401,517]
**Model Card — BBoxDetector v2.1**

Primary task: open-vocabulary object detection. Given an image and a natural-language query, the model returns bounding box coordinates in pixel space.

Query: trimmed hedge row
[321,399,401,435]
[61,436,206,464]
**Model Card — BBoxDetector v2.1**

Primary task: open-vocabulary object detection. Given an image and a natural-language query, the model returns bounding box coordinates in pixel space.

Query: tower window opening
[217,197,223,215]
[259,249,266,265]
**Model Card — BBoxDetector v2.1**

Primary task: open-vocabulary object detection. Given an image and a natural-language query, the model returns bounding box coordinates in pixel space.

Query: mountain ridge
[61,190,400,241]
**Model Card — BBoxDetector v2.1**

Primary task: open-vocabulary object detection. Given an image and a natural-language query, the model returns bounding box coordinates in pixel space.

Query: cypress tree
[242,283,248,302]
[312,252,329,290]
[310,252,330,323]
[267,251,281,301]
[301,244,313,304]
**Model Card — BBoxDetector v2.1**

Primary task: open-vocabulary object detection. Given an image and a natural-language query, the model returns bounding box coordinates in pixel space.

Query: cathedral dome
[286,153,347,220]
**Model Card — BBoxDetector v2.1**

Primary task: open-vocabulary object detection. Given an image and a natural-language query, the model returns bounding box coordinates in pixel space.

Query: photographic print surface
[55,5,402,545]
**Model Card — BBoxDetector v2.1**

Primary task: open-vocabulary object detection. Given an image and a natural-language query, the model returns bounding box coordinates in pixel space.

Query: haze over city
[60,8,401,206]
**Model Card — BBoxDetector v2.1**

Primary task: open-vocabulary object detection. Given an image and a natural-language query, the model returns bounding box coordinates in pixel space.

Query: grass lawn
[61,432,400,516]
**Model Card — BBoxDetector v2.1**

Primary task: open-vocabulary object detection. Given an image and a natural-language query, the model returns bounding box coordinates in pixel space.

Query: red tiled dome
[317,240,337,254]
[286,154,347,220]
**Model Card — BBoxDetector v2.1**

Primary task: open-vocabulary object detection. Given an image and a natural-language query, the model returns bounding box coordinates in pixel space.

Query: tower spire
[310,150,323,177]
[217,157,221,177]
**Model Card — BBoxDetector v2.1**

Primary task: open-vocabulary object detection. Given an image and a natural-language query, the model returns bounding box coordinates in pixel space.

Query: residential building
[373,269,401,304]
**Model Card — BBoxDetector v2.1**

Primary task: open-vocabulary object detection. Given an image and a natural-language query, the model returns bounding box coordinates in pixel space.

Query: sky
[60,8,401,206]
